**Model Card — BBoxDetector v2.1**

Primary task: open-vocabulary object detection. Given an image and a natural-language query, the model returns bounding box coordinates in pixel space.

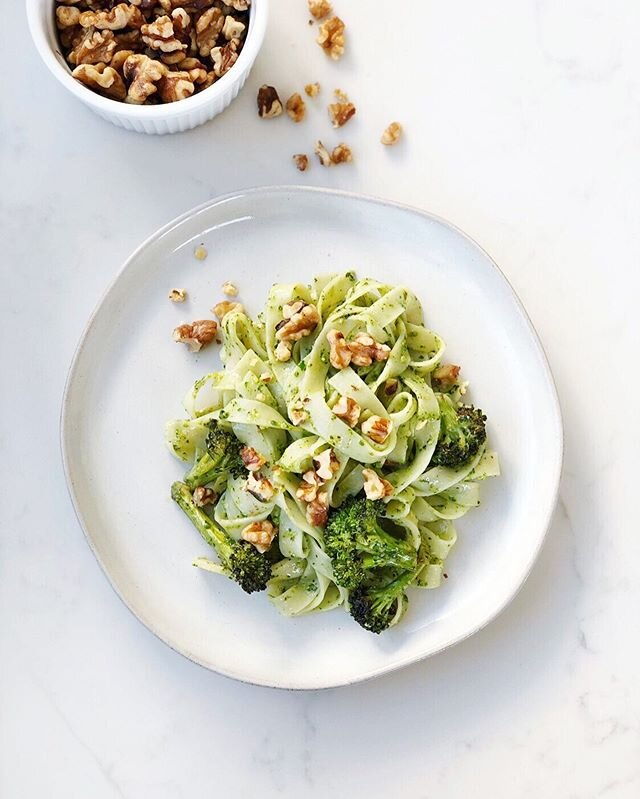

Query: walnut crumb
[193,486,217,507]
[334,88,348,102]
[305,82,320,97]
[245,472,276,502]
[194,245,208,261]
[173,319,218,352]
[328,101,355,128]
[317,16,345,60]
[275,341,292,362]
[332,395,361,428]
[432,363,461,390]
[314,140,333,167]
[212,300,244,320]
[168,288,187,302]
[257,84,283,118]
[362,469,394,500]
[327,329,351,368]
[306,491,329,527]
[381,121,403,145]
[286,92,306,122]
[275,302,320,342]
[361,415,392,444]
[331,143,352,164]
[308,0,332,20]
[313,449,340,481]
[293,153,309,171]
[222,281,238,297]
[240,446,267,472]
[260,372,274,383]
[296,469,322,503]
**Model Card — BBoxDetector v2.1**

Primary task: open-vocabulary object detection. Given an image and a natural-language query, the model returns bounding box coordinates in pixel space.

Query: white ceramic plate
[61,187,563,689]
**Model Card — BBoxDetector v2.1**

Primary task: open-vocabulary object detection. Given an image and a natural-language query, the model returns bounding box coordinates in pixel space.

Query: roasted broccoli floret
[430,394,487,468]
[324,497,417,590]
[184,421,245,489]
[349,570,414,634]
[171,481,271,594]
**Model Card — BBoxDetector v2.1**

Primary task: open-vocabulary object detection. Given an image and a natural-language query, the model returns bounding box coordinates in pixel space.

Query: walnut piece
[111,49,136,73]
[123,53,167,103]
[141,14,187,53]
[222,281,238,297]
[221,14,245,41]
[168,288,187,302]
[257,85,283,118]
[313,449,340,481]
[194,245,208,260]
[172,319,218,352]
[69,29,117,65]
[158,70,195,102]
[306,491,329,527]
[331,143,352,164]
[245,472,275,502]
[304,82,320,97]
[328,101,355,128]
[240,446,266,472]
[79,4,143,30]
[289,401,308,426]
[314,140,333,167]
[308,0,332,20]
[285,92,306,123]
[227,0,250,10]
[327,329,351,369]
[361,415,392,444]
[296,469,321,503]
[56,6,81,28]
[317,16,345,60]
[195,7,224,56]
[292,153,309,171]
[432,363,461,391]
[211,40,238,77]
[383,378,398,396]
[72,62,127,100]
[275,341,292,362]
[332,395,360,428]
[275,301,320,342]
[381,121,403,146]
[348,333,390,366]
[212,300,244,320]
[193,486,217,506]
[362,469,394,500]
[241,520,276,553]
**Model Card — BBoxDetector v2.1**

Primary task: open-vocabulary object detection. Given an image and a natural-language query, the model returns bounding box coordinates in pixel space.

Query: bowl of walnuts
[27,0,267,134]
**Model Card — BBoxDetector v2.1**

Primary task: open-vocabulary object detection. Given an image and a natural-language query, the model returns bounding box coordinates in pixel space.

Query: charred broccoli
[348,570,414,634]
[171,481,271,594]
[184,421,245,489]
[430,394,486,468]
[324,497,417,590]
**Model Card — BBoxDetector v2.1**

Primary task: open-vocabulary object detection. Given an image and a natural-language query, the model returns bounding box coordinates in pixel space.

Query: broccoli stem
[171,481,232,565]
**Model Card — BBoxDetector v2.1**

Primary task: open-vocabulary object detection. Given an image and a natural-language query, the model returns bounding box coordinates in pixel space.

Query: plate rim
[60,185,564,690]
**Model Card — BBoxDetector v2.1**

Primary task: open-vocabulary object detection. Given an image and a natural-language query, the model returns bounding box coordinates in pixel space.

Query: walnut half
[72,62,126,100]
[172,319,218,352]
[241,520,276,553]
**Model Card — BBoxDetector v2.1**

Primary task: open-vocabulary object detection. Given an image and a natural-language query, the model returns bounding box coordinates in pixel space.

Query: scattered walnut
[331,143,352,164]
[327,329,351,369]
[222,281,238,297]
[306,491,329,527]
[286,92,306,123]
[304,82,320,97]
[141,14,187,53]
[240,446,266,472]
[308,0,332,20]
[381,121,403,146]
[56,6,81,28]
[158,70,195,102]
[172,319,218,352]
[193,485,217,506]
[328,101,355,128]
[317,16,345,60]
[314,140,333,167]
[362,469,394,500]
[212,300,244,320]
[221,14,245,41]
[123,53,167,103]
[194,245,208,260]
[257,84,283,118]
[194,7,224,56]
[334,87,348,102]
[79,3,143,30]
[241,520,276,553]
[275,341,292,362]
[69,29,117,65]
[168,288,187,302]
[289,401,308,426]
[211,40,238,77]
[292,153,310,171]
[432,363,461,391]
[275,302,320,342]
[383,378,398,396]
[333,395,360,428]
[361,415,392,444]
[348,333,390,366]
[313,449,340,481]
[245,472,276,502]
[72,62,127,100]
[296,469,321,503]
[260,372,274,383]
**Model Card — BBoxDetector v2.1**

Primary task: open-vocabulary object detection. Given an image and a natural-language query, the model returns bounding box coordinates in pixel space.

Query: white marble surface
[2,0,639,796]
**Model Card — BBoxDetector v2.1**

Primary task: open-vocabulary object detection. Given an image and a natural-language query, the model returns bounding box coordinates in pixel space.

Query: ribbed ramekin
[27,0,267,135]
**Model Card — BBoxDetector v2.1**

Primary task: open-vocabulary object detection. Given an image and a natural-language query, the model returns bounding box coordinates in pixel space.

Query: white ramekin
[27,0,267,135]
